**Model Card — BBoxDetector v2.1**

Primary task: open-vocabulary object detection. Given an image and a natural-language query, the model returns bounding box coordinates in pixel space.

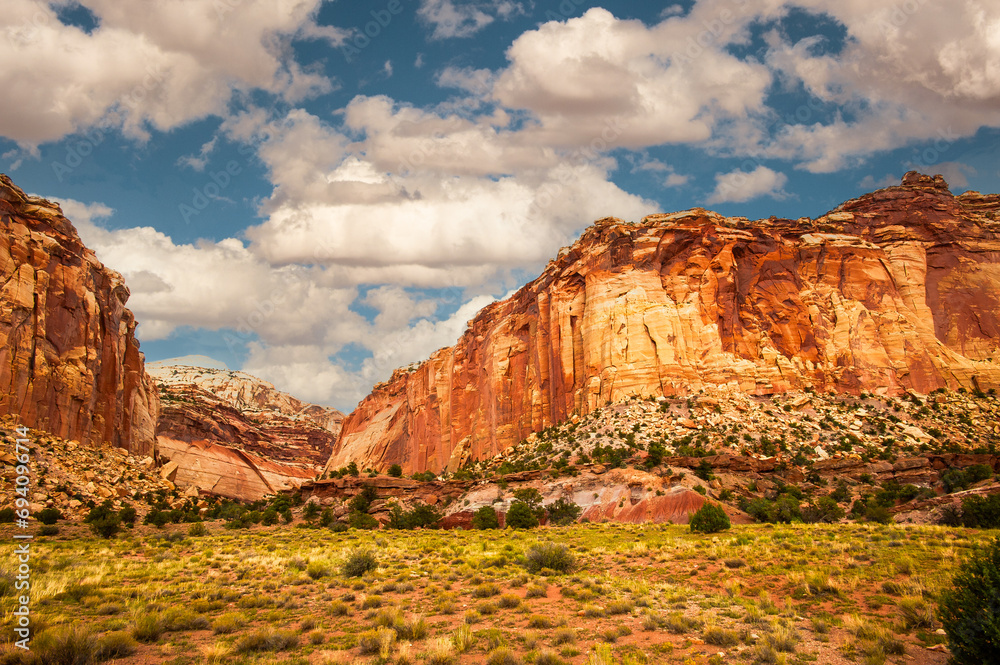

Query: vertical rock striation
[330,173,1000,474]
[0,175,158,455]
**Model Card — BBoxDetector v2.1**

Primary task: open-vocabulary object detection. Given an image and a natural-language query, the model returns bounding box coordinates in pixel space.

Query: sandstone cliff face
[332,173,1000,474]
[0,175,158,455]
[150,363,344,499]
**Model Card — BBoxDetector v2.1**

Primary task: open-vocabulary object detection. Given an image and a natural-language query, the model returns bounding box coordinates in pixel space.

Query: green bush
[388,502,442,529]
[505,501,539,529]
[187,522,207,537]
[342,548,378,577]
[349,511,379,530]
[939,536,1000,664]
[472,506,500,530]
[545,499,582,526]
[388,464,403,477]
[802,496,845,524]
[0,508,15,522]
[960,494,1000,529]
[37,507,62,525]
[349,485,378,513]
[688,503,730,534]
[525,542,575,574]
[38,525,59,536]
[118,505,136,525]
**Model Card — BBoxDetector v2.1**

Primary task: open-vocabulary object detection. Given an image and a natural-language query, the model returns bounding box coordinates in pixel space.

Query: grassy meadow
[0,520,983,665]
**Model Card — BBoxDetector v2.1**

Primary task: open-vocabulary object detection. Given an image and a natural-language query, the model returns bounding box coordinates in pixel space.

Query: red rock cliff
[329,173,1000,474]
[0,174,158,455]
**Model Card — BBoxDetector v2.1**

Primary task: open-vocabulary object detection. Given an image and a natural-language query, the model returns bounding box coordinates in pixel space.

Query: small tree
[37,507,62,525]
[688,502,730,534]
[506,501,539,529]
[939,536,1000,664]
[545,499,582,526]
[388,464,403,478]
[472,506,500,529]
[302,501,321,523]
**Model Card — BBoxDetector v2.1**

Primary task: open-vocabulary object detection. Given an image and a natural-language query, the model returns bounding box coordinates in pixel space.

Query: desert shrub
[234,628,299,653]
[864,504,893,524]
[938,536,1000,664]
[349,511,379,530]
[160,607,210,631]
[187,522,207,537]
[486,647,524,665]
[662,612,701,634]
[388,464,403,477]
[38,525,59,536]
[472,506,500,529]
[960,494,1000,529]
[525,583,547,598]
[689,502,730,533]
[702,626,739,647]
[528,614,553,628]
[306,560,331,579]
[358,628,397,657]
[802,496,845,524]
[898,597,935,630]
[118,505,137,525]
[0,508,15,522]
[534,650,566,665]
[85,501,121,539]
[388,502,442,529]
[32,625,96,664]
[94,631,136,660]
[498,593,521,609]
[342,548,378,577]
[525,542,575,573]
[37,507,62,525]
[212,612,246,634]
[348,484,378,513]
[452,624,475,653]
[473,582,501,598]
[131,614,163,642]
[545,499,582,526]
[506,501,539,529]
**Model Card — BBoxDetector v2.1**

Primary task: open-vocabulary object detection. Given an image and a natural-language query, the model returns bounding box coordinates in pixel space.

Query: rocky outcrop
[0,175,158,455]
[149,363,344,500]
[332,173,1000,474]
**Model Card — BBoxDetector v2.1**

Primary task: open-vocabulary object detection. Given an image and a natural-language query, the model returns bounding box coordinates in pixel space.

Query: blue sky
[2,0,998,410]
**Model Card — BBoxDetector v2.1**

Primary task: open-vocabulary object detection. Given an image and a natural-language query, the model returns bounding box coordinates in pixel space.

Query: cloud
[932,162,977,190]
[436,66,495,96]
[417,0,524,39]
[491,8,773,150]
[0,0,343,146]
[753,0,1000,171]
[707,165,788,204]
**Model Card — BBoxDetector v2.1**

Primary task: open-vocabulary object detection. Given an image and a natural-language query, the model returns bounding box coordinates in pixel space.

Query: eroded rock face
[332,174,1000,475]
[149,364,344,500]
[0,175,158,454]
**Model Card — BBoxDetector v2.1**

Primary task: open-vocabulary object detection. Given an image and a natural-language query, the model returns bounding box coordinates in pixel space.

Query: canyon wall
[0,175,158,455]
[330,173,1000,474]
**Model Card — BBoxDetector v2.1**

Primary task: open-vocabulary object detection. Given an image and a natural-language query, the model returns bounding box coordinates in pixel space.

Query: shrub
[388,502,442,529]
[486,647,524,665]
[234,628,299,653]
[358,628,396,657]
[702,626,739,647]
[349,484,378,513]
[525,542,575,574]
[342,548,378,577]
[32,625,97,664]
[187,522,207,537]
[388,464,403,477]
[938,536,1000,664]
[472,506,500,529]
[37,507,62,525]
[131,614,163,643]
[545,498,582,526]
[864,504,893,524]
[802,496,845,524]
[86,501,121,539]
[38,525,59,536]
[688,503,730,533]
[506,501,539,529]
[349,511,379,530]
[94,631,137,660]
[961,494,1000,529]
[118,505,137,525]
[0,508,15,522]
[212,612,246,634]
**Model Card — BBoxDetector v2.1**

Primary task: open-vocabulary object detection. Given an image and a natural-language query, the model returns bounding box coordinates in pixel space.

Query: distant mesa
[330,171,1000,475]
[147,355,230,371]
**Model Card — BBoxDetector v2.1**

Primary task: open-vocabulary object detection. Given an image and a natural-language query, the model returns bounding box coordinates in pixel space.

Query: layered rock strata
[150,364,344,500]
[0,175,158,454]
[332,173,1000,474]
